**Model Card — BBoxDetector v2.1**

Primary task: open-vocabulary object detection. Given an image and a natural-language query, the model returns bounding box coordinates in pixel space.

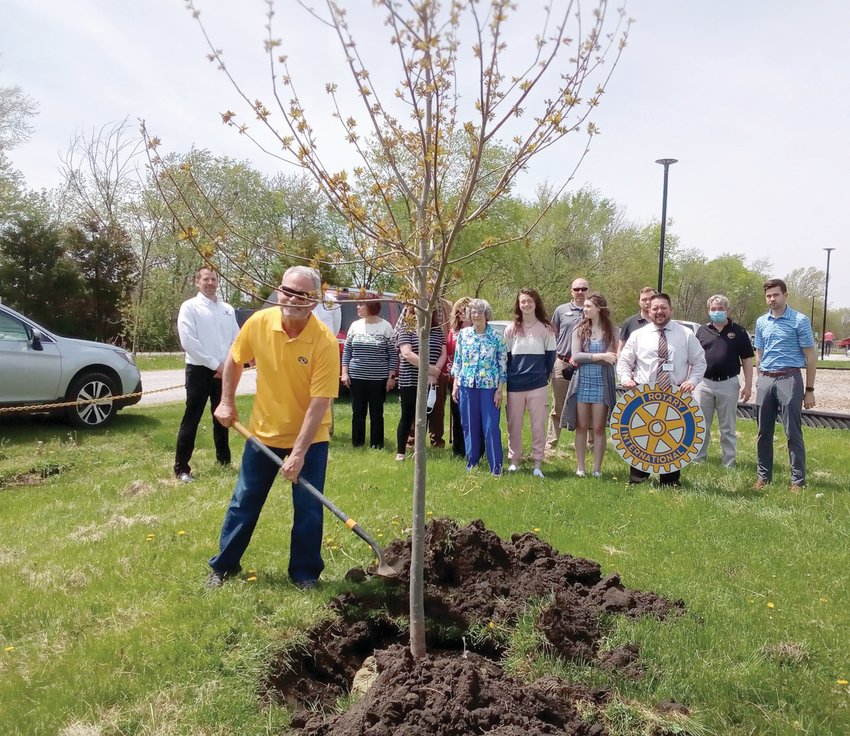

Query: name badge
[661,362,674,372]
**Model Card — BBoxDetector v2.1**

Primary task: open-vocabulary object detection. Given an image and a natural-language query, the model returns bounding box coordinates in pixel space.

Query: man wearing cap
[753,278,816,493]
[694,294,754,467]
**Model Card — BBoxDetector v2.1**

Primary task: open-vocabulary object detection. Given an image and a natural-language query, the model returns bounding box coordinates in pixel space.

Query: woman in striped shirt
[395,306,447,461]
[342,300,399,449]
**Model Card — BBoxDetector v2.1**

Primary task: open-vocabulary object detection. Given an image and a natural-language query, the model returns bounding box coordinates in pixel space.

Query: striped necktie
[657,328,671,390]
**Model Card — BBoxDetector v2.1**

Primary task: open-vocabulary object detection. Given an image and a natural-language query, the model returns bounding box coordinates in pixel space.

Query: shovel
[232,421,399,578]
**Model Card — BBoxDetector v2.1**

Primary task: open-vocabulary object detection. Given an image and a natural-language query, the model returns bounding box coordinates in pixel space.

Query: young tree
[157,0,630,657]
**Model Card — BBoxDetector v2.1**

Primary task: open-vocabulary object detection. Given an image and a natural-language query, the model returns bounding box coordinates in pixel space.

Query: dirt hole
[0,463,67,490]
[266,518,687,735]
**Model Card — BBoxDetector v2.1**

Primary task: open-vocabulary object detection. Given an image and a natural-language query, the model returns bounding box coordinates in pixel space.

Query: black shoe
[206,569,237,589]
[294,579,318,591]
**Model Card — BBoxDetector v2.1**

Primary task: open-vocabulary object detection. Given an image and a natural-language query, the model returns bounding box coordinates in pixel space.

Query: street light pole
[655,158,678,293]
[821,247,835,360]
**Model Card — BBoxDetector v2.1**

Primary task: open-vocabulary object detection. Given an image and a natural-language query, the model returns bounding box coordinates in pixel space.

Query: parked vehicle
[0,303,142,427]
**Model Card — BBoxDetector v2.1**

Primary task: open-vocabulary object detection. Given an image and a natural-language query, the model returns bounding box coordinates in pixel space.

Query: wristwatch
[805,387,815,392]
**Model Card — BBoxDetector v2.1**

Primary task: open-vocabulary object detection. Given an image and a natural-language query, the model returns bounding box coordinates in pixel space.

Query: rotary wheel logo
[611,385,706,473]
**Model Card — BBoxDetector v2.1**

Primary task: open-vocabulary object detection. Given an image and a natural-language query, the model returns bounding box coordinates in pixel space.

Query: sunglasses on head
[572,286,588,292]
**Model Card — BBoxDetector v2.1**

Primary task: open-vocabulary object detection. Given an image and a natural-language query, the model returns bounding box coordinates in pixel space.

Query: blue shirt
[754,306,814,371]
[451,325,508,389]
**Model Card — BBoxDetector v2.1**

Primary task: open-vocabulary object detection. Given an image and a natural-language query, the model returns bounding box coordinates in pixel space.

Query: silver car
[0,303,142,427]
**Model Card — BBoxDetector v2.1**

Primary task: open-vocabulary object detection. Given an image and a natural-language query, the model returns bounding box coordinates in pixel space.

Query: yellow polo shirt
[231,307,340,448]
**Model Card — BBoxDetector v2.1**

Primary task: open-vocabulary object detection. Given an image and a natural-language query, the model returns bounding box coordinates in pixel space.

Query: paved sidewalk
[136,369,257,407]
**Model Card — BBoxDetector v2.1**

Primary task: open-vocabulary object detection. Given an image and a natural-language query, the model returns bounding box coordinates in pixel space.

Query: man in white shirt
[174,266,240,482]
[311,287,341,435]
[617,293,706,485]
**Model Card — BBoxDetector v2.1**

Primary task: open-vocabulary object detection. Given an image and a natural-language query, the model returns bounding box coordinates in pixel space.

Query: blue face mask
[709,310,727,323]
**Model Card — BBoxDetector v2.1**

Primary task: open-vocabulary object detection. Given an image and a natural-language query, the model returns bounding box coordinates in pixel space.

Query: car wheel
[66,372,118,428]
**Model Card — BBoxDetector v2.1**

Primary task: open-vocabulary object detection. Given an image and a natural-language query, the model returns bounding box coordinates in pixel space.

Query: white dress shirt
[177,293,240,370]
[617,321,706,387]
[313,292,342,336]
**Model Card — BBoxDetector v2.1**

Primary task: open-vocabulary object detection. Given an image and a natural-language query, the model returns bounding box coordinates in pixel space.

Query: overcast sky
[2,0,848,309]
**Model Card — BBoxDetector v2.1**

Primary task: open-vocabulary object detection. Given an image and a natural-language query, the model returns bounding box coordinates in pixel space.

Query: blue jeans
[458,386,503,474]
[209,440,329,583]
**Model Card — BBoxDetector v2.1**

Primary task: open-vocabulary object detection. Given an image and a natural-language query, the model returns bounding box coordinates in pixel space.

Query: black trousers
[629,467,681,485]
[397,386,418,455]
[174,364,230,476]
[450,393,465,457]
[350,378,387,448]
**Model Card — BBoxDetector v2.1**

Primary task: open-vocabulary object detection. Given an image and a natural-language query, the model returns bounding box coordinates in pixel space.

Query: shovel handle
[231,421,392,572]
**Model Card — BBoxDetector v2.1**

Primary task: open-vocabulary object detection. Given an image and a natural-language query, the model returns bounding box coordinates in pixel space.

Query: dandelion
[533,527,541,533]
[246,576,257,583]
[819,597,828,603]
[767,602,775,609]
[426,511,433,517]
[177,530,187,536]
[247,569,256,575]
[146,534,155,541]
[488,621,495,629]
[4,646,14,652]
[838,679,849,686]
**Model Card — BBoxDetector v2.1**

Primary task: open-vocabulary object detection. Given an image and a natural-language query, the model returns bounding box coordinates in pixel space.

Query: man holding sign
[617,293,706,486]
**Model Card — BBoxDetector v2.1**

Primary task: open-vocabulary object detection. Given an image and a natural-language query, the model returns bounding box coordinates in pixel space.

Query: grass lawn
[815,359,849,370]
[134,353,186,371]
[1,398,848,735]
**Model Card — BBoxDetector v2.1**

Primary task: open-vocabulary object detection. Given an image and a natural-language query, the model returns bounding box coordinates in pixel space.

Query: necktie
[657,328,671,390]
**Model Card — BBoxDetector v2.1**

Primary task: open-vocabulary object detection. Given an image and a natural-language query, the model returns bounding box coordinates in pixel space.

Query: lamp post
[821,247,835,360]
[655,158,678,292]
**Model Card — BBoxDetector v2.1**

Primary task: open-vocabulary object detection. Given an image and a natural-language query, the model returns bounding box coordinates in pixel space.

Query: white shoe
[395,453,405,462]
[592,470,602,478]
[575,470,586,478]
[533,468,545,478]
[507,464,518,472]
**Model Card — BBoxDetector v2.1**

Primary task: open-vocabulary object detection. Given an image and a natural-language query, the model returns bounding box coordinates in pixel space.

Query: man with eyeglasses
[206,266,340,590]
[546,277,590,451]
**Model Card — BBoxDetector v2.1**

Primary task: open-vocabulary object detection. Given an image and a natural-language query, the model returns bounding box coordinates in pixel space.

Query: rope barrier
[0,383,186,414]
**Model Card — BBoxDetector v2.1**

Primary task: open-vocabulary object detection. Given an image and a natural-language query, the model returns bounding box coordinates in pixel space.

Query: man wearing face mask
[694,295,754,467]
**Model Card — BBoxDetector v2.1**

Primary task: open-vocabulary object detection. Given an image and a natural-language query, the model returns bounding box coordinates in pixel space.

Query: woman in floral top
[450,299,508,474]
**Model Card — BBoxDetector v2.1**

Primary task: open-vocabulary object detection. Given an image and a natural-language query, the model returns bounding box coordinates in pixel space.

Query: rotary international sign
[611,385,706,474]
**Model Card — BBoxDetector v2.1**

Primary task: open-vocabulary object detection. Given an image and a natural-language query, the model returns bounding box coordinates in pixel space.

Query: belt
[557,355,569,362]
[759,368,799,378]
[705,375,738,382]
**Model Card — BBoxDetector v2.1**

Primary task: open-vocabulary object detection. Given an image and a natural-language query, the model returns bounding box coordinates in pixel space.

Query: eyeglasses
[278,285,316,301]
[572,287,588,292]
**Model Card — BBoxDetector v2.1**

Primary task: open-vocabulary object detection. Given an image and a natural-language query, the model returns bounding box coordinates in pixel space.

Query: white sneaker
[592,470,602,478]
[507,464,518,472]
[575,470,586,478]
[395,453,405,462]
[533,468,545,478]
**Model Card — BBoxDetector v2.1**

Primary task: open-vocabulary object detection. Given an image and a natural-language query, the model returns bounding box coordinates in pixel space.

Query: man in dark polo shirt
[694,294,754,467]
[617,286,656,354]
[753,278,816,493]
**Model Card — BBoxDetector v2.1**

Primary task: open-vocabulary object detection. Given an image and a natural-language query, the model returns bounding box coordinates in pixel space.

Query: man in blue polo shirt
[753,278,816,493]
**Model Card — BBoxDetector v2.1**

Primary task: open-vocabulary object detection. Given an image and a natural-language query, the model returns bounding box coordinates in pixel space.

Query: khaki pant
[546,358,571,450]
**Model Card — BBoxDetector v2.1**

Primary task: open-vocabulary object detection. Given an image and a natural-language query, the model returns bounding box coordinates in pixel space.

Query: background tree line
[2,116,848,349]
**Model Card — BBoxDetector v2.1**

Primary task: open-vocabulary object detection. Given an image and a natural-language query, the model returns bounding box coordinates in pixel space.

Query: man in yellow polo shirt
[207,266,340,589]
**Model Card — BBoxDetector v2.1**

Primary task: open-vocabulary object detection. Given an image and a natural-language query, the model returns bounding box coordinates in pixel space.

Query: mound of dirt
[270,519,685,735]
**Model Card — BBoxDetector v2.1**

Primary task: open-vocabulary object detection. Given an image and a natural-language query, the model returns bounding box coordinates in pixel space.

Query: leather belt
[705,375,737,382]
[557,355,569,362]
[759,368,799,378]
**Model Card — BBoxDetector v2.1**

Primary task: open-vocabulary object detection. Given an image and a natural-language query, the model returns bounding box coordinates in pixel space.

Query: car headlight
[115,350,136,366]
